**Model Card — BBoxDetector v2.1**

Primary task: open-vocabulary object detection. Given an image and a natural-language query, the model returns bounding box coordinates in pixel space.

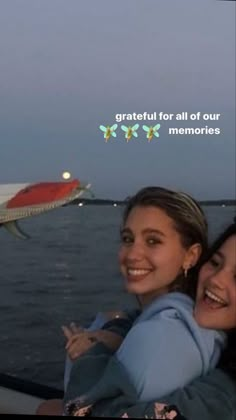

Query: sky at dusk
[0,0,235,200]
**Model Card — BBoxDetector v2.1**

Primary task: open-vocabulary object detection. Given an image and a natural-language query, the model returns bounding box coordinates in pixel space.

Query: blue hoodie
[64,292,226,414]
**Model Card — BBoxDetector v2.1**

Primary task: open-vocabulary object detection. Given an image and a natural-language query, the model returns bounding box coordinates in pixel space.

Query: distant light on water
[62,171,71,180]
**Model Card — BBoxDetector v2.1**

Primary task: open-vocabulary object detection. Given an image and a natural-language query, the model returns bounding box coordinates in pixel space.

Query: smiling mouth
[202,288,228,308]
[127,268,152,278]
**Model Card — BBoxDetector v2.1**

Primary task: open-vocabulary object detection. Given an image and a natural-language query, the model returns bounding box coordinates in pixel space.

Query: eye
[146,237,162,246]
[120,234,133,244]
[209,257,220,268]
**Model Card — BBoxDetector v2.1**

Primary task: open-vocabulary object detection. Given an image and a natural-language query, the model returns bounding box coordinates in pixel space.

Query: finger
[68,341,91,360]
[65,333,81,350]
[61,326,73,340]
[68,335,97,356]
[67,340,83,360]
[68,348,80,360]
[66,334,88,354]
[70,322,84,334]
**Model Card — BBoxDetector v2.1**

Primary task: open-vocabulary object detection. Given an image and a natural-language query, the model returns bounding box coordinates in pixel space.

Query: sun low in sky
[62,171,71,180]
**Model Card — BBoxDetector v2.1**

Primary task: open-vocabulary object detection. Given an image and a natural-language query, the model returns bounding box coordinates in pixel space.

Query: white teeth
[205,289,226,305]
[127,269,151,276]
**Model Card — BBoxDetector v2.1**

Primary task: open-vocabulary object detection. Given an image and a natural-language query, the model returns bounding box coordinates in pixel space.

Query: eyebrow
[215,250,224,258]
[214,250,236,271]
[120,227,166,237]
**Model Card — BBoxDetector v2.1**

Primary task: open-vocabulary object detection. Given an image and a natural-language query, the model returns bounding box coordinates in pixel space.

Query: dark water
[0,205,235,388]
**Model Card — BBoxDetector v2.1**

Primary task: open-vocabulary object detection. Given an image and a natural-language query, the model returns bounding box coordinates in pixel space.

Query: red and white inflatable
[0,179,91,239]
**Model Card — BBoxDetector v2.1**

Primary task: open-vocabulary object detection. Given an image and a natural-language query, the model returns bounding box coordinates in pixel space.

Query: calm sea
[0,205,235,389]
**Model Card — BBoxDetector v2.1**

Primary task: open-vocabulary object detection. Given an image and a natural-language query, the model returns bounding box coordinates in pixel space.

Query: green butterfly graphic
[121,124,139,142]
[142,124,161,141]
[99,124,118,142]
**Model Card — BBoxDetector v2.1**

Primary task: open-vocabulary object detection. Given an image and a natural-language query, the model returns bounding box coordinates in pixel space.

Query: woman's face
[118,205,194,306]
[194,235,236,330]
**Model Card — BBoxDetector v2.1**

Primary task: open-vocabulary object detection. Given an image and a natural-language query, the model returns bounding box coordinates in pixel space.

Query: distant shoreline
[69,198,236,207]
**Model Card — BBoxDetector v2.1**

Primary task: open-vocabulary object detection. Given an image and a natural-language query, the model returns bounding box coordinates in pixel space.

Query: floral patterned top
[66,401,187,419]
[122,402,187,419]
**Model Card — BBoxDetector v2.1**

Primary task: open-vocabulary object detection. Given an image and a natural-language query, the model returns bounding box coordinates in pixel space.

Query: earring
[184,264,192,278]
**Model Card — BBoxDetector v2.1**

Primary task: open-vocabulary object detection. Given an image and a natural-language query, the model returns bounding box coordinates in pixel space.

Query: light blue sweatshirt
[115,292,226,401]
[64,292,226,414]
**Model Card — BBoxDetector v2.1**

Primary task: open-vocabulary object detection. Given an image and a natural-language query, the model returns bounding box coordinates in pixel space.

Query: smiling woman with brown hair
[36,185,208,416]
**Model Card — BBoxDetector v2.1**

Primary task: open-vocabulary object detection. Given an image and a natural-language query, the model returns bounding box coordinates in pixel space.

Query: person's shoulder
[137,292,194,323]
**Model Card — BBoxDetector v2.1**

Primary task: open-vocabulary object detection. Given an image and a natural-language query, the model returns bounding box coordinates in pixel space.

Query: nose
[209,268,230,289]
[122,241,145,262]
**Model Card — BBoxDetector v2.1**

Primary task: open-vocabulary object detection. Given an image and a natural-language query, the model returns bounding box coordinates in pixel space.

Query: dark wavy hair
[215,219,236,381]
[122,186,208,298]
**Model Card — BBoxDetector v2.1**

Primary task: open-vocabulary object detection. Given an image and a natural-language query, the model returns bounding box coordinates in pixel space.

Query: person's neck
[138,287,169,309]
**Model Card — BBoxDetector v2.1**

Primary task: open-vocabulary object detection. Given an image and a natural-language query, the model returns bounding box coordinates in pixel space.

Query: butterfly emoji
[121,124,139,142]
[142,124,161,142]
[99,124,118,142]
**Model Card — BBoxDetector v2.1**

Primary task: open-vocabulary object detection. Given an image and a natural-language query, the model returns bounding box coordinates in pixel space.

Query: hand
[62,324,97,361]
[65,331,98,360]
[61,311,128,361]
[61,322,84,341]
